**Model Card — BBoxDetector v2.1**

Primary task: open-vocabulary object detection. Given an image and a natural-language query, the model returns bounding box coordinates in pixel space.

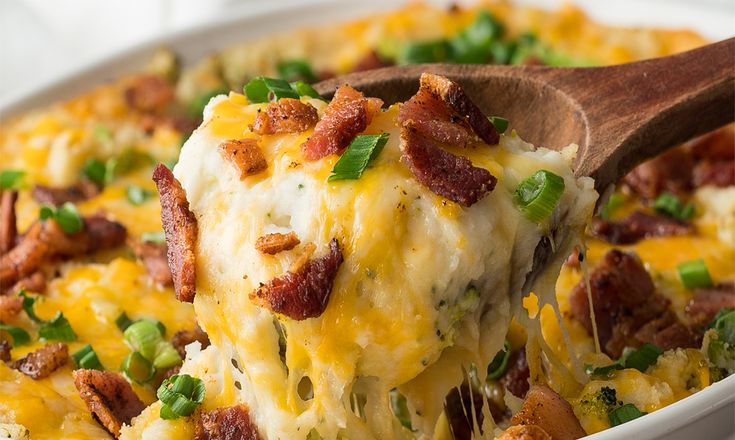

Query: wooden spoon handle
[544,37,735,190]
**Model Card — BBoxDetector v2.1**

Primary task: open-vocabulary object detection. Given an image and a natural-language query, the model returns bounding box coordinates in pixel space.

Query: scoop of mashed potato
[123,89,596,440]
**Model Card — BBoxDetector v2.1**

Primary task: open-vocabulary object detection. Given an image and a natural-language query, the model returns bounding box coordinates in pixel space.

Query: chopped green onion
[608,403,646,427]
[106,149,154,183]
[328,133,389,182]
[82,158,107,185]
[514,170,565,222]
[389,389,412,430]
[163,158,178,170]
[0,323,31,346]
[39,312,77,341]
[449,10,504,64]
[116,312,134,332]
[141,231,166,245]
[38,202,83,234]
[126,185,152,206]
[153,341,182,370]
[290,81,325,101]
[122,351,155,384]
[72,344,104,370]
[600,192,626,220]
[188,88,229,118]
[709,308,735,331]
[711,309,735,344]
[677,259,713,289]
[93,125,113,144]
[622,343,663,372]
[277,59,317,83]
[653,192,694,220]
[244,77,299,103]
[0,170,26,190]
[124,320,163,360]
[486,340,512,380]
[489,40,517,64]
[157,374,205,419]
[489,116,509,134]
[20,291,43,323]
[398,39,452,64]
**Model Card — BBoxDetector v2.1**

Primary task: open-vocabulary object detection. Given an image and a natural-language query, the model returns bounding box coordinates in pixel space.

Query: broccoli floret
[704,309,735,379]
[579,386,620,417]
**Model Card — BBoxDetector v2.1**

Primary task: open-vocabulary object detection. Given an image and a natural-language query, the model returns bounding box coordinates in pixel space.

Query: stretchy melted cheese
[122,93,597,439]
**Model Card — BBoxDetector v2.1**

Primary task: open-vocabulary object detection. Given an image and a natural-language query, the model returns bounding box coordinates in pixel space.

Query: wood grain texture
[315,38,734,195]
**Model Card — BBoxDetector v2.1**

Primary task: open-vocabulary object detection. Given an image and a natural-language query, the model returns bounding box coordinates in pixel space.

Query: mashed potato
[122,91,596,439]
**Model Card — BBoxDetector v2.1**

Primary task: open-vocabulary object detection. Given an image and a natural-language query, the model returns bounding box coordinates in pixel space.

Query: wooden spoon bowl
[316,38,735,195]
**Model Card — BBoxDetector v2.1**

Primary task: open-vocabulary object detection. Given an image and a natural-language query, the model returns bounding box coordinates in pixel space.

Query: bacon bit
[623,148,694,199]
[6,271,46,296]
[445,382,488,439]
[399,89,475,146]
[590,211,693,245]
[251,239,342,320]
[152,164,198,303]
[31,179,101,206]
[417,73,499,146]
[686,283,735,326]
[502,347,530,399]
[250,98,319,135]
[288,242,316,273]
[171,325,210,359]
[400,128,496,207]
[511,385,586,440]
[634,314,699,351]
[351,50,394,72]
[12,342,68,379]
[124,74,175,114]
[131,240,173,286]
[301,85,382,161]
[0,225,49,288]
[0,295,22,321]
[693,160,735,188]
[499,425,552,440]
[255,232,301,255]
[84,215,128,251]
[0,190,18,254]
[194,405,262,440]
[0,340,10,362]
[73,369,146,438]
[219,139,268,179]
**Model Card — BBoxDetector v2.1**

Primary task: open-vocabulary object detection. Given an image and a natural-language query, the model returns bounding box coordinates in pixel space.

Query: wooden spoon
[315,38,734,196]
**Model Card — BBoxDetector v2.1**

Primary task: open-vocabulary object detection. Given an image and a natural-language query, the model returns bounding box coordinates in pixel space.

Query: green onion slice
[244,77,299,103]
[514,170,565,222]
[72,344,104,370]
[600,192,626,220]
[124,320,163,361]
[20,291,43,323]
[189,88,229,118]
[122,351,155,384]
[0,323,31,346]
[153,341,182,370]
[157,374,206,419]
[587,343,662,376]
[489,116,509,134]
[38,202,83,234]
[328,133,389,182]
[486,340,512,380]
[290,81,325,101]
[389,389,412,430]
[608,403,646,427]
[141,231,166,245]
[116,312,134,332]
[653,192,694,220]
[277,59,317,83]
[677,259,713,289]
[82,158,107,185]
[0,170,26,190]
[126,185,152,206]
[39,312,77,341]
[398,40,452,64]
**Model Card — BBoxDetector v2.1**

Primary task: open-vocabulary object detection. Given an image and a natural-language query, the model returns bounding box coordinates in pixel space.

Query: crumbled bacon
[219,139,268,179]
[351,50,394,72]
[131,240,173,286]
[623,148,693,199]
[73,369,146,438]
[31,179,101,206]
[124,74,175,114]
[400,128,496,206]
[399,89,476,146]
[502,347,530,398]
[445,382,487,440]
[251,238,343,320]
[12,342,68,379]
[416,73,499,146]
[589,211,693,245]
[152,164,198,302]
[0,295,22,321]
[171,325,210,359]
[255,232,300,255]
[84,215,128,251]
[569,249,697,358]
[499,425,552,440]
[685,125,735,162]
[6,271,46,296]
[692,160,735,188]
[250,98,319,135]
[0,340,10,362]
[686,283,735,326]
[301,85,382,160]
[0,225,49,288]
[511,385,586,440]
[0,190,18,254]
[194,405,262,440]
